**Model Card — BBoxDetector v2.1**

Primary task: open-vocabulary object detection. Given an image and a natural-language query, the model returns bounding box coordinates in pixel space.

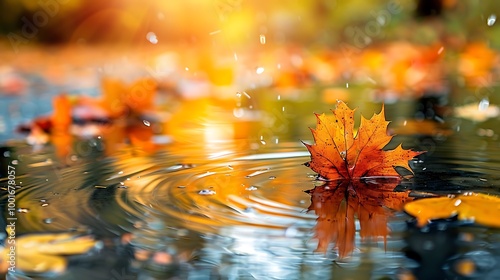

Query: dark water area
[2,85,500,280]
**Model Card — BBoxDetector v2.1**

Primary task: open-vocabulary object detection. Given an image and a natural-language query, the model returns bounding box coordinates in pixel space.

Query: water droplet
[41,203,49,207]
[185,67,189,71]
[346,82,349,88]
[148,220,165,230]
[282,106,285,112]
[243,92,251,99]
[133,221,144,229]
[3,151,10,157]
[268,176,276,180]
[118,185,128,189]
[256,67,265,74]
[17,208,29,213]
[70,155,78,161]
[118,171,124,175]
[243,207,256,214]
[236,92,242,98]
[43,218,53,224]
[245,186,258,191]
[143,120,151,127]
[146,32,158,44]
[478,98,489,111]
[277,95,281,100]
[198,189,216,196]
[259,34,266,44]
[285,226,299,237]
[275,138,279,144]
[454,199,462,206]
[487,14,496,26]
[260,140,267,145]
[177,229,188,237]
[438,46,444,54]
[11,160,18,165]
[177,185,186,188]
[234,53,238,61]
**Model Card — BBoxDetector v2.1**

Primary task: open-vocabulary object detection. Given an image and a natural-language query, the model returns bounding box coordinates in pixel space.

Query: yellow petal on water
[404,193,500,227]
[0,233,97,275]
[17,253,67,274]
[37,236,97,255]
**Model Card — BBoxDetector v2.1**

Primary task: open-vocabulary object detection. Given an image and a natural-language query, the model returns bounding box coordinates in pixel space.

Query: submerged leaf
[304,100,423,180]
[404,193,500,227]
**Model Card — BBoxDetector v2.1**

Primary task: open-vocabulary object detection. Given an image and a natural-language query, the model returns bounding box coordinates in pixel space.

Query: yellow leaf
[404,193,500,227]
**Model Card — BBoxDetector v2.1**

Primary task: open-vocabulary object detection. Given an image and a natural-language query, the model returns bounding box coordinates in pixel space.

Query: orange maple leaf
[304,100,423,180]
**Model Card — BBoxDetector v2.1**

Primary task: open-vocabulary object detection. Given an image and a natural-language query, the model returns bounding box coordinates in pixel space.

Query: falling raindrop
[259,34,266,44]
[198,189,216,196]
[11,160,18,165]
[43,218,53,224]
[146,32,158,44]
[487,15,496,26]
[243,91,251,99]
[234,53,238,61]
[17,208,29,213]
[143,120,151,127]
[260,139,266,145]
[256,67,265,74]
[41,203,49,207]
[233,108,244,118]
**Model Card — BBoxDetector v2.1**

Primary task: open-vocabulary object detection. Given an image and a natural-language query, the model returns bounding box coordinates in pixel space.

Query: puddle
[2,113,500,279]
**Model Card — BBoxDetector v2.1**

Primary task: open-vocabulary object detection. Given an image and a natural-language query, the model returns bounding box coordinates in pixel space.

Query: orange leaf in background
[100,78,157,117]
[307,179,412,257]
[304,100,423,180]
[404,193,500,228]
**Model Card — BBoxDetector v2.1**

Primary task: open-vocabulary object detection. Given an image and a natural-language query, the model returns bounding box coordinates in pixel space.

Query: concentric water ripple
[3,132,500,279]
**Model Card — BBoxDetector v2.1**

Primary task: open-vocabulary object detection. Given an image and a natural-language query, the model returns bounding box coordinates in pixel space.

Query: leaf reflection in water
[306,179,413,258]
